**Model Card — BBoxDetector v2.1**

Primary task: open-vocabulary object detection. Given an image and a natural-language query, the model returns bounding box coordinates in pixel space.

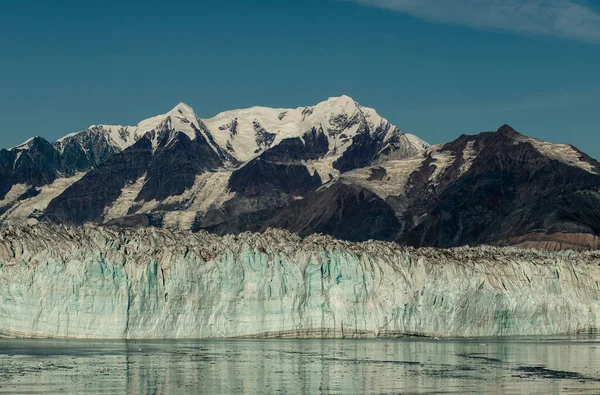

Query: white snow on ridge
[516,135,598,174]
[404,133,429,151]
[7,137,36,151]
[55,132,78,143]
[203,105,292,162]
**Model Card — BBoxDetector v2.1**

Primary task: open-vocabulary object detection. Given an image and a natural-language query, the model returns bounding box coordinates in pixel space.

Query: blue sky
[1,0,599,157]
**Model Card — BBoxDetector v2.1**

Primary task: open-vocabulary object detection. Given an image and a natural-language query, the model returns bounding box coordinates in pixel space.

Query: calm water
[0,335,599,394]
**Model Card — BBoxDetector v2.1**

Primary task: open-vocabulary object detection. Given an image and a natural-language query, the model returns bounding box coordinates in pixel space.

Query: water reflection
[0,335,599,394]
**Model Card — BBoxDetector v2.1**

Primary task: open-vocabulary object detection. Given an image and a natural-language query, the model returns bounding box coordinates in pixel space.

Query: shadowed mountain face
[0,137,62,200]
[0,133,124,220]
[2,99,600,251]
[259,127,329,162]
[134,131,225,203]
[227,128,329,198]
[43,136,155,225]
[199,182,402,242]
[206,124,600,248]
[0,134,121,201]
[261,182,403,242]
[395,126,600,249]
[44,129,228,225]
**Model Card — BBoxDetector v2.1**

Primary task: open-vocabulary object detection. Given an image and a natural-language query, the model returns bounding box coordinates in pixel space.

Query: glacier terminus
[0,225,598,339]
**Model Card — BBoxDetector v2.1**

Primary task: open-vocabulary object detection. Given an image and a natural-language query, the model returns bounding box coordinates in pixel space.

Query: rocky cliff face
[0,225,598,339]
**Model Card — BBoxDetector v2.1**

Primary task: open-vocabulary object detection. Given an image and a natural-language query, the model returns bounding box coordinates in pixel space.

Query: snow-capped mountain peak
[134,102,199,139]
[49,102,205,155]
[168,102,195,116]
[7,97,426,169]
[319,94,359,112]
[202,95,426,165]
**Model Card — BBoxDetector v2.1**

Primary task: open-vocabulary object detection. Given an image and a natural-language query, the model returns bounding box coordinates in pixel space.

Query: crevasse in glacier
[0,225,598,339]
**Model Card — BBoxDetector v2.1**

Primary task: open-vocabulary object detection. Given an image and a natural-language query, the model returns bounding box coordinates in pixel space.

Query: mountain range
[1,95,599,251]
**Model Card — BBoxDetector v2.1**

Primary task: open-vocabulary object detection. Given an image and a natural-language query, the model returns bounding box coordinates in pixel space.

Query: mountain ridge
[1,97,599,251]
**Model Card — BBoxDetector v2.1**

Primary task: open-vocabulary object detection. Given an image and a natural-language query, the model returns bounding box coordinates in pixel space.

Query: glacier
[0,225,598,339]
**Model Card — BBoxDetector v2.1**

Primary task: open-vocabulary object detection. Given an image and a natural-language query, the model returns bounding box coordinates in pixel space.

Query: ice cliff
[0,225,599,339]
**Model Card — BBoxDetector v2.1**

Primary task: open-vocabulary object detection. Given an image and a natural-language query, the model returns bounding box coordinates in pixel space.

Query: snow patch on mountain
[55,126,128,151]
[108,171,236,230]
[103,175,148,222]
[339,157,426,199]
[160,171,235,229]
[427,147,455,185]
[0,173,85,225]
[304,156,341,182]
[0,184,30,208]
[137,103,197,138]
[459,140,477,176]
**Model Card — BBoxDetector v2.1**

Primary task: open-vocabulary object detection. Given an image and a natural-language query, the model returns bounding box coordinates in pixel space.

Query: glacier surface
[0,225,598,339]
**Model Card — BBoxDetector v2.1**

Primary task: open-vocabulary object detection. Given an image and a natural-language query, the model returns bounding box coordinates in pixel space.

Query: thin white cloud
[345,0,600,43]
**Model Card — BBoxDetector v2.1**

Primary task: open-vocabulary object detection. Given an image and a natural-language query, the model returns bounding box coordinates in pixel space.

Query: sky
[1,0,599,157]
